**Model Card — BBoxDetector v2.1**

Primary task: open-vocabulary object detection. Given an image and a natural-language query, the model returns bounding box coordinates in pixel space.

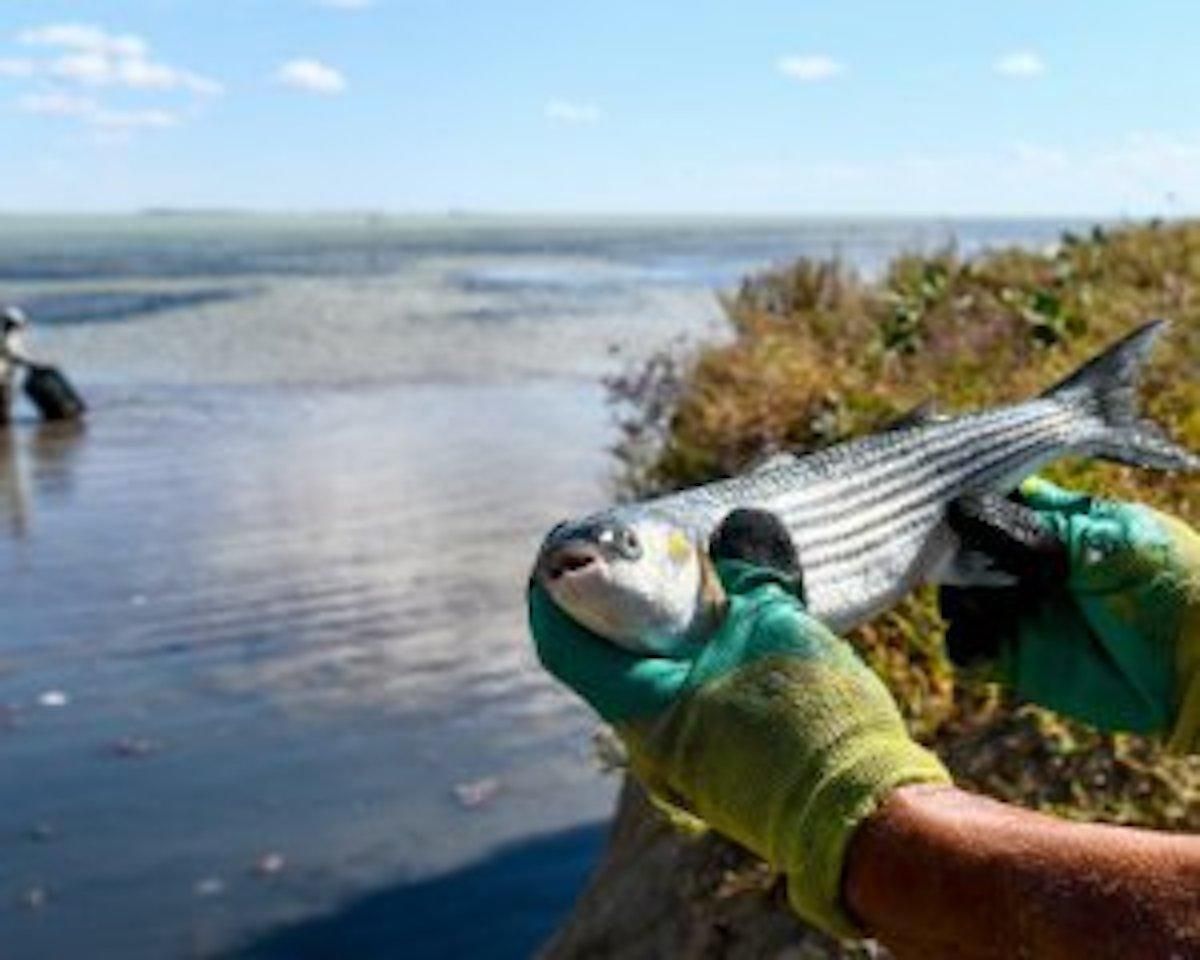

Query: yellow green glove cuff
[621,648,949,938]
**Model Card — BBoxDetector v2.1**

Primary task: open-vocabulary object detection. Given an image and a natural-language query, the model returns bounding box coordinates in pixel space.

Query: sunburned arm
[844,785,1200,960]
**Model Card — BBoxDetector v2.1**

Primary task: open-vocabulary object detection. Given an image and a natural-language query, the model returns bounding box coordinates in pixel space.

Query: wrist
[627,655,950,940]
[844,784,1200,958]
[843,784,992,944]
[777,719,949,939]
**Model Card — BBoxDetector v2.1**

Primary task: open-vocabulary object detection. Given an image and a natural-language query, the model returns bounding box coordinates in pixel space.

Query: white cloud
[90,107,179,130]
[16,90,178,133]
[50,51,110,84]
[20,23,147,59]
[18,90,97,116]
[7,23,217,139]
[312,0,375,9]
[49,49,223,94]
[1011,141,1068,170]
[778,54,845,82]
[0,58,35,78]
[275,59,348,94]
[544,99,601,124]
[182,74,223,97]
[15,22,223,95]
[111,57,181,90]
[995,51,1045,78]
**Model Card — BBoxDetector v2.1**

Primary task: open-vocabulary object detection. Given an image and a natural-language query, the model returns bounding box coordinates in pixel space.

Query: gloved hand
[941,477,1200,752]
[529,508,949,939]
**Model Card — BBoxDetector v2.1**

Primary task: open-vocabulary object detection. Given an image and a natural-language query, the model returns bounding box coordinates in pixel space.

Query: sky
[1,1,1199,215]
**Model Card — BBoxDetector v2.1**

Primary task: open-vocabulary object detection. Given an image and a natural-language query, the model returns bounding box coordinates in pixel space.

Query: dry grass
[608,220,1200,829]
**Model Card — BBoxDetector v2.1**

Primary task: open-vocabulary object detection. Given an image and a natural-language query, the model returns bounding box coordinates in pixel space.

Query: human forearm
[844,784,1200,960]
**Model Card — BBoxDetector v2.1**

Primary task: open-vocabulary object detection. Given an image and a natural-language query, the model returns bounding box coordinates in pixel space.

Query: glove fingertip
[947,494,1069,584]
[710,508,800,574]
[1017,475,1089,511]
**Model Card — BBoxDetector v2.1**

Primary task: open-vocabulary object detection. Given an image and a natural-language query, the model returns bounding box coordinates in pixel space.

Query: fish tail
[1044,319,1200,472]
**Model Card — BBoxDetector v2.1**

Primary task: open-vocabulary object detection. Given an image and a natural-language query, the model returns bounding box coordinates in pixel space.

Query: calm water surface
[0,215,1086,958]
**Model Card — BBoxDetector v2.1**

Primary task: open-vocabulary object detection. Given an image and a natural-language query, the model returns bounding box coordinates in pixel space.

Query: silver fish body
[648,399,1123,630]
[537,321,1199,647]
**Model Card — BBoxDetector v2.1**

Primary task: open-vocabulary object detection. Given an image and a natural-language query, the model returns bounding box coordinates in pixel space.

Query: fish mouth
[541,544,605,583]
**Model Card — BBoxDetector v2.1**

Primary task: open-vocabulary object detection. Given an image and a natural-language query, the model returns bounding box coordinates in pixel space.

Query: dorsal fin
[881,400,944,433]
[747,451,797,474]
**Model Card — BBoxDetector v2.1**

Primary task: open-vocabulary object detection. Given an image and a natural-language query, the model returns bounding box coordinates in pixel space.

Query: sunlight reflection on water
[0,216,1085,958]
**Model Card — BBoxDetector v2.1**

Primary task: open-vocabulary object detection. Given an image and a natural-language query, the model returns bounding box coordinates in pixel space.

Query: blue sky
[1,1,1198,215]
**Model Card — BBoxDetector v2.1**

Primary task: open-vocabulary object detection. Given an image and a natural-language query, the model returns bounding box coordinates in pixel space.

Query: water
[0,214,1085,959]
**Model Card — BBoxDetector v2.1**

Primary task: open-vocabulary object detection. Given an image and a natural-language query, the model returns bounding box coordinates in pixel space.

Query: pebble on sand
[109,736,161,759]
[193,877,226,898]
[18,886,48,910]
[27,822,57,843]
[453,776,501,809]
[254,852,286,877]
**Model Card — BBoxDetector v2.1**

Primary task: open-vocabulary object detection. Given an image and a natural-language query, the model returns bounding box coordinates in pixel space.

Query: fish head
[533,507,720,657]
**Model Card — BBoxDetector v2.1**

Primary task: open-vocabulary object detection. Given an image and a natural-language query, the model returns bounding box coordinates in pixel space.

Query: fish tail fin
[1043,319,1200,472]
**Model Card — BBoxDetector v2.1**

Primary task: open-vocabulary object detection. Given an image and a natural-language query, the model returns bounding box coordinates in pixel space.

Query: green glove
[942,477,1200,751]
[530,552,949,939]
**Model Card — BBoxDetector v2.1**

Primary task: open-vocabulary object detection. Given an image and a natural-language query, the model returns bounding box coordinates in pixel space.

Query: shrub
[607,221,1200,829]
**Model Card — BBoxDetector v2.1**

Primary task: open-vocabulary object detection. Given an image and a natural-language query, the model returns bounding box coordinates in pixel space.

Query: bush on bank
[545,223,1200,960]
[608,220,1200,829]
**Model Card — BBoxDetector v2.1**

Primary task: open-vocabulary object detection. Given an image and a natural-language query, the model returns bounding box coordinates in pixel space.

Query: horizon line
[0,207,1174,223]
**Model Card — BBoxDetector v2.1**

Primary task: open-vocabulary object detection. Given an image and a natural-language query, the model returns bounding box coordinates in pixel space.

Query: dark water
[0,215,1088,959]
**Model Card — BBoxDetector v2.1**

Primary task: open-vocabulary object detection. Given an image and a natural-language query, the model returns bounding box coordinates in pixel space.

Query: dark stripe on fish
[672,403,1056,525]
[790,417,1075,558]
[798,435,1063,573]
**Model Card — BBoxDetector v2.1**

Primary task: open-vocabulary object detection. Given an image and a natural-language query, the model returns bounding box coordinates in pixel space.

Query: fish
[533,320,1200,655]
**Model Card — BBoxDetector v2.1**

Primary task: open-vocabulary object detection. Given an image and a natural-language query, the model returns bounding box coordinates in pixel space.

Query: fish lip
[539,542,606,583]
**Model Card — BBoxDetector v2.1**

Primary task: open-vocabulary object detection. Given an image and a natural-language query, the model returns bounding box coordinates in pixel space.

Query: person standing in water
[0,307,31,425]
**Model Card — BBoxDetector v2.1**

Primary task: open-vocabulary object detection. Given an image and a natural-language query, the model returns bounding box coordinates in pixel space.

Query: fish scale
[653,422,1075,629]
[791,426,1071,558]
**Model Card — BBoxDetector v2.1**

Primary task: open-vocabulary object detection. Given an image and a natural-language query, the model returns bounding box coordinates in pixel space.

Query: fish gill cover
[547,220,1200,959]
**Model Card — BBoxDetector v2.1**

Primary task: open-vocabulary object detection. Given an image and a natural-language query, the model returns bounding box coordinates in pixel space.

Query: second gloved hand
[941,477,1200,751]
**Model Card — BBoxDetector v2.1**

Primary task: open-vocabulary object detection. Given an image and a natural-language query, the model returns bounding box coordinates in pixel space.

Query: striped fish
[534,320,1199,655]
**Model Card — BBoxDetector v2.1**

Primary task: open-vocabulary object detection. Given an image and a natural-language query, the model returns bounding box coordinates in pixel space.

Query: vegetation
[562,221,1200,958]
